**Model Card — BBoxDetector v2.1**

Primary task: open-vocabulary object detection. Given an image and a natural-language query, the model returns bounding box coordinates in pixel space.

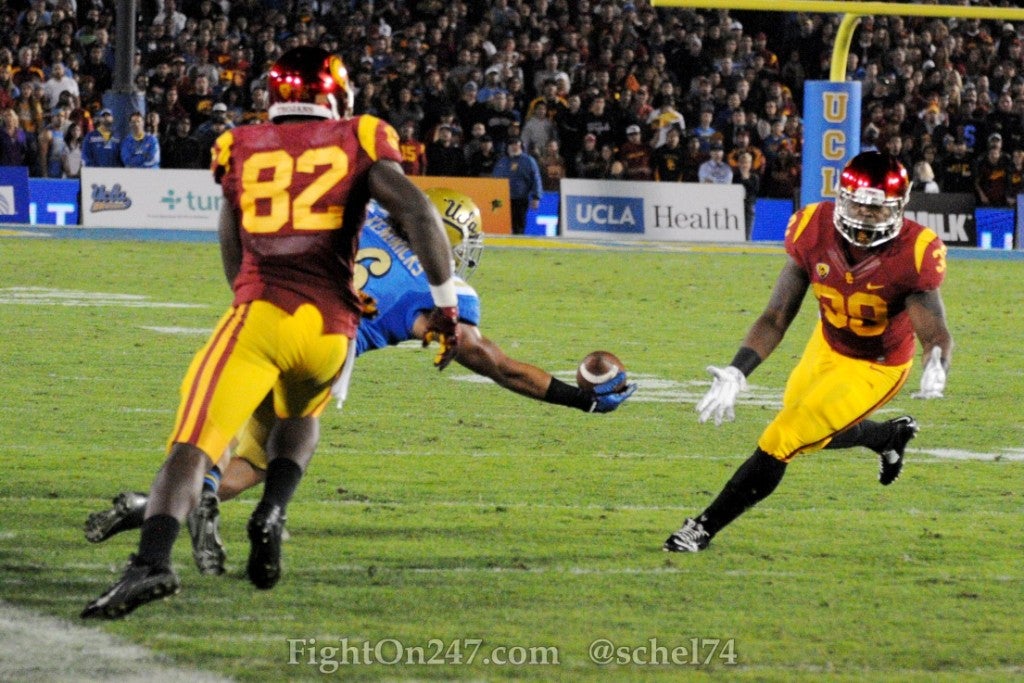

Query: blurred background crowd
[2,0,1024,210]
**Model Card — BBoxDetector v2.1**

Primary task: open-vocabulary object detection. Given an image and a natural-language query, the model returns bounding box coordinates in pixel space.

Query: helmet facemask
[833,152,911,248]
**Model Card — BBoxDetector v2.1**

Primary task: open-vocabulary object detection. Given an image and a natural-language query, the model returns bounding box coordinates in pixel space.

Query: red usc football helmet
[267,46,355,122]
[834,151,911,248]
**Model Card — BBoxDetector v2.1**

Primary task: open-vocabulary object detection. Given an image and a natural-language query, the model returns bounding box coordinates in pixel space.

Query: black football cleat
[81,555,180,620]
[663,518,711,552]
[84,492,148,543]
[187,490,226,575]
[879,416,918,486]
[247,503,286,590]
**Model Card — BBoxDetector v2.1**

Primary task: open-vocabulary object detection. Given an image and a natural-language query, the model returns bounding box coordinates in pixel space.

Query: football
[576,351,627,392]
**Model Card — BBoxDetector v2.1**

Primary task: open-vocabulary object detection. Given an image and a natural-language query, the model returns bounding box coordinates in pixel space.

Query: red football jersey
[212,115,402,336]
[785,202,946,365]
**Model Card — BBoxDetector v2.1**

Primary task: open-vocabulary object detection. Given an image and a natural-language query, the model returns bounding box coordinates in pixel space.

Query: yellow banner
[410,176,512,235]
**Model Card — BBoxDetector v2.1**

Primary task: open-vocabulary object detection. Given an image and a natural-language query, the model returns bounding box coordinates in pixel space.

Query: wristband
[730,346,762,377]
[429,279,458,308]
[544,377,593,411]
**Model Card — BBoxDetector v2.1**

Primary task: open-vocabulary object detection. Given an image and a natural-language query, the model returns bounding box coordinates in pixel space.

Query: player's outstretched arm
[413,319,634,412]
[217,203,242,286]
[697,257,809,425]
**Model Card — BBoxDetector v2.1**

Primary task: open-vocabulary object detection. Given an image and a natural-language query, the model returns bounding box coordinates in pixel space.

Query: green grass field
[0,236,1022,681]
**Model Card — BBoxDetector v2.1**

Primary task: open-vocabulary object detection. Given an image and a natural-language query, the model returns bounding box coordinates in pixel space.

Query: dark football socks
[824,419,890,453]
[136,514,180,567]
[697,448,787,536]
[260,458,303,510]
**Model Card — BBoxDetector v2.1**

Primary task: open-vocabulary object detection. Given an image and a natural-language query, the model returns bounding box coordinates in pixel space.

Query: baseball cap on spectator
[622,2,636,12]
[584,133,597,143]
[463,81,478,92]
[626,124,641,135]
[99,108,113,116]
[709,140,724,150]
[212,102,227,113]
[989,132,1003,145]
[480,134,492,142]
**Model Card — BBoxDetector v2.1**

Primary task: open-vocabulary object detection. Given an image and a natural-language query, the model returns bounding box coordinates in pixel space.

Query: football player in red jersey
[83,47,461,618]
[665,152,954,552]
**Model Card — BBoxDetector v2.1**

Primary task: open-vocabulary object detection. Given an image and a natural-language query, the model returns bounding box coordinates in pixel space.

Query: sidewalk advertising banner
[80,168,221,229]
[905,193,976,248]
[559,179,745,242]
[0,166,30,224]
[410,176,512,234]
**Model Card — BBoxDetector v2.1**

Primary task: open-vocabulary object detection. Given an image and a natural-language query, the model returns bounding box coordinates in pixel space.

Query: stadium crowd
[2,0,1024,209]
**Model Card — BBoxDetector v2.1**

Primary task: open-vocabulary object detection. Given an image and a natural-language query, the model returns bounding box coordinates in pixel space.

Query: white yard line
[0,600,232,683]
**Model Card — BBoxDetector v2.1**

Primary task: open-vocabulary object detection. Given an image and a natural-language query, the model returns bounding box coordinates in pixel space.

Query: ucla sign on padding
[560,179,745,242]
[80,168,222,229]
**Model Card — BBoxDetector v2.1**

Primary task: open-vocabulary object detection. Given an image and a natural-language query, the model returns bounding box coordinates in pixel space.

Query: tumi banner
[80,168,222,229]
[559,179,745,242]
[905,192,976,247]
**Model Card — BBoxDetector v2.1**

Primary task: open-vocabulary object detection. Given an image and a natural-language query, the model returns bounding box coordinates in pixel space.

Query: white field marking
[0,600,232,683]
[912,447,1024,462]
[140,326,212,335]
[0,287,205,309]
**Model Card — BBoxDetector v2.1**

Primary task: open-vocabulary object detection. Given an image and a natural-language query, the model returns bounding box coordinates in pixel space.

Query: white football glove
[696,365,747,425]
[912,346,946,399]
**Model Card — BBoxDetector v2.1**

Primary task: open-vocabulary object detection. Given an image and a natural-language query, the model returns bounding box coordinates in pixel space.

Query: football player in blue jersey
[85,187,637,574]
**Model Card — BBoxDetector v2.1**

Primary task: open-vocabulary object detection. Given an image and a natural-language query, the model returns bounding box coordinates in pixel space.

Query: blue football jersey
[355,203,481,356]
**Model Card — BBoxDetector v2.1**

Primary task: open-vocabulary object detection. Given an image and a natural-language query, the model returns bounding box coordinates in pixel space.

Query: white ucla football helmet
[425,187,484,280]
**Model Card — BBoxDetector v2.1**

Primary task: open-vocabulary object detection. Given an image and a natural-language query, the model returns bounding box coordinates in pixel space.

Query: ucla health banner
[560,179,745,242]
[80,168,222,229]
[801,80,861,206]
[0,166,30,223]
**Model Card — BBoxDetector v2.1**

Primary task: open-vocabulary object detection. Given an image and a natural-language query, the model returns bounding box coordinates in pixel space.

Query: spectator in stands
[82,108,120,167]
[182,73,217,128]
[733,151,760,236]
[582,93,616,149]
[941,137,976,194]
[468,134,498,177]
[691,103,718,152]
[120,110,160,168]
[653,126,686,182]
[618,123,654,181]
[426,124,465,176]
[974,132,1013,206]
[1008,147,1024,203]
[647,93,686,149]
[555,93,585,175]
[193,101,232,151]
[80,43,113,96]
[520,100,555,158]
[761,139,801,199]
[912,160,940,194]
[0,107,35,169]
[40,63,78,110]
[398,120,427,176]
[538,138,567,192]
[0,65,18,112]
[61,120,83,178]
[493,136,542,235]
[38,107,69,178]
[680,134,707,182]
[159,115,203,170]
[726,128,765,176]
[698,140,733,184]
[574,132,604,179]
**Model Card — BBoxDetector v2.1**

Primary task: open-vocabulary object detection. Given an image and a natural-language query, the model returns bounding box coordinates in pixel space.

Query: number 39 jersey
[785,202,946,365]
[212,115,403,337]
[355,203,481,356]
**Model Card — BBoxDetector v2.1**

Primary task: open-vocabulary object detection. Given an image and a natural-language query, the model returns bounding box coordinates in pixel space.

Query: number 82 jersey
[212,115,403,338]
